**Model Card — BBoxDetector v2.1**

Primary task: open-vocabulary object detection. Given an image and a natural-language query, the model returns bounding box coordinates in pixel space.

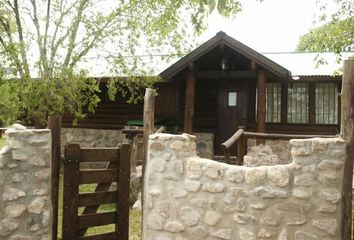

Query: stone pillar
[0,126,52,239]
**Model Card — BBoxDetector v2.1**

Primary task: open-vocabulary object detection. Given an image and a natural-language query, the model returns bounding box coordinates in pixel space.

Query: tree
[297,0,354,62]
[0,0,242,127]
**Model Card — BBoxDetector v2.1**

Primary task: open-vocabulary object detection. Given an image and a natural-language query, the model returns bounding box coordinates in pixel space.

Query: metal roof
[263,52,353,77]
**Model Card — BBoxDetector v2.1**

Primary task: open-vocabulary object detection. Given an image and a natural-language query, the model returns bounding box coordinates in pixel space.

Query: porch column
[184,66,196,134]
[257,70,266,133]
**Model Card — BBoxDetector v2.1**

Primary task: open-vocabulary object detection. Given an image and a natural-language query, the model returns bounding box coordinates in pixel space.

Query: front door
[216,83,247,155]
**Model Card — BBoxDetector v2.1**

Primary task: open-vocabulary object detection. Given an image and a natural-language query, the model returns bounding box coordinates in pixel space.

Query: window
[266,82,281,123]
[228,92,237,106]
[315,83,338,124]
[287,83,309,123]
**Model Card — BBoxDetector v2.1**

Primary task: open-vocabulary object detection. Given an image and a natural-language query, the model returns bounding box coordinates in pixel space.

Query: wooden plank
[47,115,62,240]
[257,70,266,138]
[78,232,116,240]
[340,59,354,240]
[78,160,118,237]
[116,143,131,240]
[243,131,335,140]
[78,212,117,228]
[62,144,80,240]
[79,169,118,184]
[78,191,117,207]
[184,68,196,134]
[80,148,119,162]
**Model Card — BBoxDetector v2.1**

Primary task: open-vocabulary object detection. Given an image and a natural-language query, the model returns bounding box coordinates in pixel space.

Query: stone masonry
[61,128,126,154]
[0,125,52,239]
[143,133,345,240]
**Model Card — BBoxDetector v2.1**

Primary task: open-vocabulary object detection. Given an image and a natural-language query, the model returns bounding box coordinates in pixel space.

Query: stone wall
[0,126,52,239]
[247,139,291,165]
[61,128,126,154]
[143,133,345,240]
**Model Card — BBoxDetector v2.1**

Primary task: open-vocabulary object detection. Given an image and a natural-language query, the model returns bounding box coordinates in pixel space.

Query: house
[62,32,345,157]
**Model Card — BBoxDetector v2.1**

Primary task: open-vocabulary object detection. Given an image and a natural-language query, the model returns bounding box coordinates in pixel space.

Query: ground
[0,137,5,148]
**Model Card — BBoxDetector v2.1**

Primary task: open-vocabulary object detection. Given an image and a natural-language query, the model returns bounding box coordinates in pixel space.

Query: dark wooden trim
[309,82,316,124]
[184,70,196,134]
[47,115,62,240]
[62,144,80,240]
[340,59,354,240]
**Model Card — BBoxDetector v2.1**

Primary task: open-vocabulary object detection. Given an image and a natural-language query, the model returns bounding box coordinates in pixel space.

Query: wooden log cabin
[63,32,342,156]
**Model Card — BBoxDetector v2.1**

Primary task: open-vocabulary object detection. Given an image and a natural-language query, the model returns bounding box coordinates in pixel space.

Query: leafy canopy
[0,0,242,127]
[297,0,354,61]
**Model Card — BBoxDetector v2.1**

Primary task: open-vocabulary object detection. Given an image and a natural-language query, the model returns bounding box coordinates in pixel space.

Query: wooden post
[47,115,61,240]
[184,65,196,134]
[237,126,246,165]
[340,59,354,240]
[142,88,156,231]
[117,143,131,240]
[62,144,80,240]
[257,70,266,144]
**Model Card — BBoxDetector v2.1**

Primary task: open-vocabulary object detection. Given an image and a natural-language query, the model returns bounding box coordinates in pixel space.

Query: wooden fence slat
[63,144,80,240]
[80,148,119,162]
[79,169,118,184]
[78,232,116,240]
[78,191,117,207]
[78,211,117,228]
[116,143,131,240]
[78,160,118,237]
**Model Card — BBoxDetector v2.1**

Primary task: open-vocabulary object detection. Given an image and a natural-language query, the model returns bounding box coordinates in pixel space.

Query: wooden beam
[197,70,256,79]
[340,59,354,240]
[280,83,288,123]
[257,70,266,134]
[184,68,196,134]
[47,115,62,240]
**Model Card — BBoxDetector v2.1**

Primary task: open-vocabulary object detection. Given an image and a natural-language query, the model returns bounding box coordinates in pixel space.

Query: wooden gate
[62,143,131,240]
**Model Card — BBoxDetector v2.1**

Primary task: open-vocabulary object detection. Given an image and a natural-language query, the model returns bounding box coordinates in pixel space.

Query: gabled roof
[160,31,292,80]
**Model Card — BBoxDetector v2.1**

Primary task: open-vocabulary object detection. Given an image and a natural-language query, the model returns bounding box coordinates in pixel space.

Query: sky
[198,0,319,53]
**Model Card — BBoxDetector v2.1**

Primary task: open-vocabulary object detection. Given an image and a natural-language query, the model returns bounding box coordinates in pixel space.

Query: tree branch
[13,0,30,78]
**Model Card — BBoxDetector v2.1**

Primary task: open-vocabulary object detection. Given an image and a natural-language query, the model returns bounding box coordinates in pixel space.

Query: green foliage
[297,17,354,54]
[297,0,354,62]
[0,0,241,126]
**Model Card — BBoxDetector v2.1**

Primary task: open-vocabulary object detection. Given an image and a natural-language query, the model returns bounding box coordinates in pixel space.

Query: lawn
[57,170,141,240]
[0,137,6,148]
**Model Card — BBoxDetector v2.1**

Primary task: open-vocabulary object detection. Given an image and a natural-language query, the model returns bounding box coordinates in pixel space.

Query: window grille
[287,83,309,123]
[266,82,281,123]
[315,83,338,124]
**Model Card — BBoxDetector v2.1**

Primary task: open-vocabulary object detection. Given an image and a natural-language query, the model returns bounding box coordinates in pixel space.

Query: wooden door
[217,84,247,155]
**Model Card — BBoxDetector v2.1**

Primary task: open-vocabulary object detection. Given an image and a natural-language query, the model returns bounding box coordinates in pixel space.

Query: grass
[0,137,6,148]
[58,169,141,240]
